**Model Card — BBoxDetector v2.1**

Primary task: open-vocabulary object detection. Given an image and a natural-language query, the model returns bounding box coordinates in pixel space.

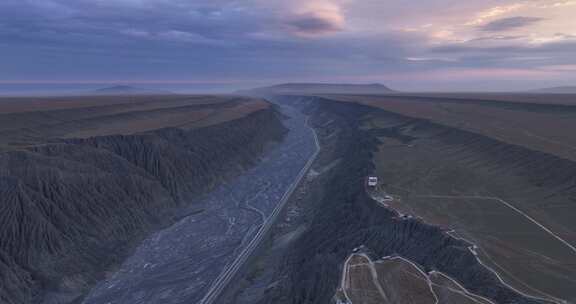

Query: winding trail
[341,253,498,304]
[410,195,576,254]
[367,189,570,304]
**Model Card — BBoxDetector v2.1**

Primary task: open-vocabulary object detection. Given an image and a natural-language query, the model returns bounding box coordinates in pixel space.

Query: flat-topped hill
[239,83,395,95]
[0,94,268,151]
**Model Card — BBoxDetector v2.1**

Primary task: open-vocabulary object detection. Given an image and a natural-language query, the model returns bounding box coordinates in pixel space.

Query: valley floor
[222,96,569,304]
[82,104,317,304]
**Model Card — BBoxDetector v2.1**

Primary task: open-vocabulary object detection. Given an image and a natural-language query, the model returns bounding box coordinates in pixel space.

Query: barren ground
[325,94,576,161]
[0,94,268,151]
[337,253,490,304]
[356,98,576,303]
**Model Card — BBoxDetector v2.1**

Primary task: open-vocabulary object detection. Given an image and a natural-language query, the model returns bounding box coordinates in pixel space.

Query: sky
[1,0,576,92]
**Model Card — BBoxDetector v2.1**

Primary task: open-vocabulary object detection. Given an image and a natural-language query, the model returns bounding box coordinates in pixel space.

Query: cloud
[120,29,150,38]
[537,0,576,8]
[1,0,575,91]
[431,40,576,54]
[122,29,230,45]
[466,4,526,26]
[285,12,344,36]
[283,1,345,36]
[158,30,206,42]
[540,64,576,71]
[479,16,544,32]
[467,35,528,42]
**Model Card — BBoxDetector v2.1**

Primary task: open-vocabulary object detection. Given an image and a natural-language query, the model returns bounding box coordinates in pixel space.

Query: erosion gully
[82,101,317,304]
[85,96,552,304]
[221,96,549,304]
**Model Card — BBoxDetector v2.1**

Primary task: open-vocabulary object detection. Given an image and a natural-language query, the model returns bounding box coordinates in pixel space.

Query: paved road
[199,114,320,304]
[83,103,317,304]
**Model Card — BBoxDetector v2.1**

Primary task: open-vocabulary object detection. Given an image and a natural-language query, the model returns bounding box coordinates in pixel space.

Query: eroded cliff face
[0,108,286,304]
[227,97,553,304]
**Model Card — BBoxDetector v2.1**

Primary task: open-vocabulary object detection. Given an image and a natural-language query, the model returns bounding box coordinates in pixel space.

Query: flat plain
[0,93,279,304]
[328,93,576,303]
[326,93,576,161]
[0,94,268,151]
[429,271,494,304]
[337,253,490,304]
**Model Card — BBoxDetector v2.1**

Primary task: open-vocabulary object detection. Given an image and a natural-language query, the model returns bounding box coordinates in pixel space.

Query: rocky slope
[225,96,553,304]
[0,107,286,304]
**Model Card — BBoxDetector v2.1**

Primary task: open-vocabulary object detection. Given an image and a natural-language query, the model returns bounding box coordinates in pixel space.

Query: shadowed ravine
[81,103,317,304]
[223,96,555,304]
[2,96,573,304]
[0,105,287,304]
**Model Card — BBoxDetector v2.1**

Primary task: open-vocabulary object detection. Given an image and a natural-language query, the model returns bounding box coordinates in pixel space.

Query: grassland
[350,95,576,303]
[339,254,385,304]
[429,271,494,304]
[326,93,576,162]
[0,94,268,151]
[355,92,576,105]
[336,253,490,304]
[385,195,576,303]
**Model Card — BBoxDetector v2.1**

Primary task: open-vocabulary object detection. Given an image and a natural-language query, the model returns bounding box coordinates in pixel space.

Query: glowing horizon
[1,0,575,91]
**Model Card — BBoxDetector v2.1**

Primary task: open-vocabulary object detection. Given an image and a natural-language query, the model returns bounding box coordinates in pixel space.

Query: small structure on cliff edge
[367,176,378,187]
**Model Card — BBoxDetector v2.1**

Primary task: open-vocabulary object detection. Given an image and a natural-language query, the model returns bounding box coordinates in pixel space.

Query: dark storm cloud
[479,16,543,32]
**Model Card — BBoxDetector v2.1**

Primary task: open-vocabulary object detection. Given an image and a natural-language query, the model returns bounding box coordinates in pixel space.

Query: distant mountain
[238,83,396,96]
[532,86,576,94]
[92,85,173,95]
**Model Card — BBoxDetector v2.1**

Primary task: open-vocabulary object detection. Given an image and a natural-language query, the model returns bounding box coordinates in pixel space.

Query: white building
[367,176,378,187]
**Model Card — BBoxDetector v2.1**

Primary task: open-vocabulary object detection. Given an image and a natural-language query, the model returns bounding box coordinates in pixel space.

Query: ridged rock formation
[243,97,549,304]
[0,108,286,304]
